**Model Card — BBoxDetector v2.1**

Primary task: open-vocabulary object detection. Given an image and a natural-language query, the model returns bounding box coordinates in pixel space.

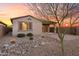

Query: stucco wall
[12,16,42,36]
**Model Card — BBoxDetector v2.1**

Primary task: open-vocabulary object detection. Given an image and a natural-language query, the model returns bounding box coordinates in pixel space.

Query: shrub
[41,36,45,38]
[26,33,33,37]
[29,37,33,40]
[17,33,25,38]
[27,33,33,40]
[10,40,16,44]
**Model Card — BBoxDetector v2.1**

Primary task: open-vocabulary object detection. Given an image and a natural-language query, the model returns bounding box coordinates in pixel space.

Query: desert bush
[10,40,16,44]
[26,33,33,37]
[29,37,33,40]
[26,33,33,40]
[17,33,25,38]
[41,36,45,38]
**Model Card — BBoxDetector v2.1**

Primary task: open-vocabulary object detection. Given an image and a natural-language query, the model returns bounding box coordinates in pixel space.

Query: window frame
[18,21,33,32]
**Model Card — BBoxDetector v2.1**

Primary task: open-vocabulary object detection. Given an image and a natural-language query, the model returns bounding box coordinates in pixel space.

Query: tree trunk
[58,27,64,55]
[60,37,64,55]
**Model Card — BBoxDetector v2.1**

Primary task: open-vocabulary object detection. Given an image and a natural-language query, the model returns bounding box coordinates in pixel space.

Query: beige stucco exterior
[12,16,42,36]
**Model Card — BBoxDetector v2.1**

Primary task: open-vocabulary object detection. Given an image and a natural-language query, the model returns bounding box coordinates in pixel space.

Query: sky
[0,3,33,18]
[0,3,34,26]
[0,3,79,27]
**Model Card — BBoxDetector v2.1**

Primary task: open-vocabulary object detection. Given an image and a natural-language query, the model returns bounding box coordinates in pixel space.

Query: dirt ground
[0,33,79,56]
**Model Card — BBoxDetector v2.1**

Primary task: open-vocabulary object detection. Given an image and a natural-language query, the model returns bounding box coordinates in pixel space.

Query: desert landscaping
[0,3,79,56]
[0,33,79,56]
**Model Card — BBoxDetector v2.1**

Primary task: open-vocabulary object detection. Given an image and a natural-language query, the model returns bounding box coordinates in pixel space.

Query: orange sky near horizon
[0,3,35,26]
[0,3,79,27]
[0,4,34,18]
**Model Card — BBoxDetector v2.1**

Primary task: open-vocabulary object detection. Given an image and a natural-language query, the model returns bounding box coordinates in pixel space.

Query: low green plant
[17,33,25,38]
[27,33,33,40]
[26,33,33,37]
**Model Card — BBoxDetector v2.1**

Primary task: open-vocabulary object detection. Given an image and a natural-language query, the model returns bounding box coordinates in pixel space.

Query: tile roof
[11,15,57,25]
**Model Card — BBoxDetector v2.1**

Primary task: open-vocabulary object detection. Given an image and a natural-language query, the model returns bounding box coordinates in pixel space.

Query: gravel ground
[0,33,79,56]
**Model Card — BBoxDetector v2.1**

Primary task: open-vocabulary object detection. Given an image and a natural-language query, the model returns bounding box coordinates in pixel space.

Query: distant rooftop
[0,21,7,27]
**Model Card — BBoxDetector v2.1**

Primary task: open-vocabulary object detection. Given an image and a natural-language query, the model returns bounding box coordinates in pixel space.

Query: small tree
[26,3,79,55]
[69,8,79,34]
[24,3,51,20]
[47,3,79,55]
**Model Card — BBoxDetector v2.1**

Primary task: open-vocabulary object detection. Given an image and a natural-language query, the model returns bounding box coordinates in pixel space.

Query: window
[19,22,32,31]
[29,22,32,30]
[19,22,28,31]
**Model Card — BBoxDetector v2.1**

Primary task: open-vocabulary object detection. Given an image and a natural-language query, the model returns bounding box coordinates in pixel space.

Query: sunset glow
[0,3,79,27]
[0,4,33,18]
[0,3,34,26]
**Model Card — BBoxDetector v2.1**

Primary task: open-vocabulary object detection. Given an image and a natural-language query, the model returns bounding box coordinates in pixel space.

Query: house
[50,26,79,35]
[11,15,56,36]
[0,21,7,37]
